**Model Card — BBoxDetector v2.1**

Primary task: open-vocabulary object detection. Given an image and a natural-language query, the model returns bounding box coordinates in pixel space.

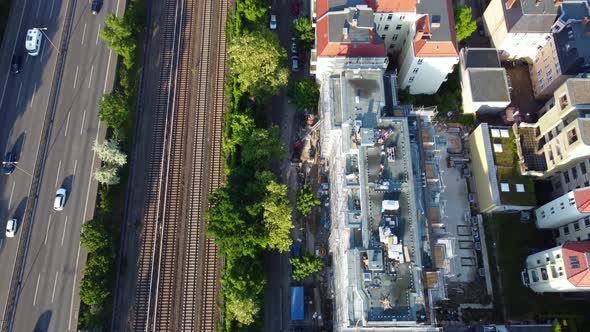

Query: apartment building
[459,48,511,114]
[522,241,590,293]
[469,123,536,213]
[397,0,459,94]
[529,0,590,99]
[310,2,388,80]
[535,187,590,244]
[515,77,590,187]
[369,0,418,56]
[482,0,561,61]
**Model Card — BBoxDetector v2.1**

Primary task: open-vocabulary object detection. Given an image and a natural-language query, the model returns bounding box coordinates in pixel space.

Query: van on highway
[25,28,43,56]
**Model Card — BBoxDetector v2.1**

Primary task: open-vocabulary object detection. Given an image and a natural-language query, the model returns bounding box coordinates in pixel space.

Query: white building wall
[553,218,590,245]
[374,12,416,56]
[524,246,581,293]
[398,49,458,95]
[535,191,589,229]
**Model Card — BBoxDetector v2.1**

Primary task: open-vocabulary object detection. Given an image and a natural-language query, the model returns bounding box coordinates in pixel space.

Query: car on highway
[5,219,17,238]
[25,28,43,56]
[91,0,103,15]
[291,56,299,72]
[291,41,297,54]
[54,188,67,211]
[270,14,277,30]
[10,54,22,74]
[2,152,17,175]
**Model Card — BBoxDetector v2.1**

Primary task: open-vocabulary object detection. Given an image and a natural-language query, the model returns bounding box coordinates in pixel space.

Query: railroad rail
[131,0,227,330]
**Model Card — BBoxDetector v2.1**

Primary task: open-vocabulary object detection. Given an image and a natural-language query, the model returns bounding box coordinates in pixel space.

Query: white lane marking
[80,110,86,135]
[33,274,41,306]
[51,271,59,303]
[81,24,87,45]
[8,181,15,207]
[49,0,56,17]
[88,65,94,89]
[73,66,79,89]
[0,0,28,109]
[30,83,37,107]
[103,50,112,93]
[44,215,52,245]
[55,160,62,188]
[73,159,78,176]
[116,0,120,16]
[61,216,68,247]
[15,82,22,106]
[64,111,71,137]
[96,24,101,45]
[68,243,81,331]
[40,42,46,61]
[35,0,42,18]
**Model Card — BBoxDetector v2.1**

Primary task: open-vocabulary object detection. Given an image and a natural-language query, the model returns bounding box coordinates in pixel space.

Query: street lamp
[35,27,58,52]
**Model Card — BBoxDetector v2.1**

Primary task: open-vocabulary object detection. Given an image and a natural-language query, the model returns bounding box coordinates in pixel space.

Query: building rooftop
[316,0,366,18]
[468,69,511,102]
[562,241,590,287]
[365,0,416,13]
[567,77,590,106]
[463,48,501,68]
[413,0,458,57]
[316,6,387,57]
[554,13,590,75]
[503,0,560,33]
[573,187,590,213]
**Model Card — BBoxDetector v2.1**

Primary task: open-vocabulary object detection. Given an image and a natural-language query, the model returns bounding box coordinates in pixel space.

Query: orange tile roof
[562,241,590,287]
[316,15,386,57]
[365,0,416,13]
[413,0,458,58]
[574,187,590,213]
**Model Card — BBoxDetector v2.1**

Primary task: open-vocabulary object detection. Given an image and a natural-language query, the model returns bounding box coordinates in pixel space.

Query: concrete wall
[469,124,498,213]
[535,190,587,229]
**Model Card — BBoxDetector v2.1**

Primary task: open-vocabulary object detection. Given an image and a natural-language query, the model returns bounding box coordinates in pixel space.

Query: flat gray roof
[417,0,453,42]
[504,0,559,33]
[468,69,511,102]
[464,48,501,68]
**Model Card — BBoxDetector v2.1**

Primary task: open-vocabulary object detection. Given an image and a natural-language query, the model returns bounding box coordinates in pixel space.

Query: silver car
[54,188,67,211]
[5,219,17,238]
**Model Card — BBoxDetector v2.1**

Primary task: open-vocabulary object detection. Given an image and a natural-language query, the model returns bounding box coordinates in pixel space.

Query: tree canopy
[291,17,315,52]
[98,91,129,129]
[241,126,284,170]
[228,30,289,98]
[296,185,320,216]
[262,181,293,252]
[290,254,323,281]
[454,6,477,43]
[288,78,320,113]
[81,219,111,253]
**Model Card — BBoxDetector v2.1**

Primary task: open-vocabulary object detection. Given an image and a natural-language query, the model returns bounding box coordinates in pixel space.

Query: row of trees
[77,1,145,329]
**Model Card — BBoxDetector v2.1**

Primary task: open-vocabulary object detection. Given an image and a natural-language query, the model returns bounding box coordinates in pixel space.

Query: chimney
[505,0,517,9]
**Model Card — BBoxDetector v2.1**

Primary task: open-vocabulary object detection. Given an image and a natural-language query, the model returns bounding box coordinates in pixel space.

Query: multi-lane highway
[0,0,122,330]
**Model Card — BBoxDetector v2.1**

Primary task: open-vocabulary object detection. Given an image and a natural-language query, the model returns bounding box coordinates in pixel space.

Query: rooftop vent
[343,27,349,40]
[431,15,441,29]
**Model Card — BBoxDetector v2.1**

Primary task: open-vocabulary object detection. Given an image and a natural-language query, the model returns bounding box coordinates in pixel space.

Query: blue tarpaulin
[291,286,304,320]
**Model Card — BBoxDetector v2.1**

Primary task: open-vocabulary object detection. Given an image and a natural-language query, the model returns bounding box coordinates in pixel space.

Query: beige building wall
[469,124,498,213]
[483,0,508,51]
[529,36,572,100]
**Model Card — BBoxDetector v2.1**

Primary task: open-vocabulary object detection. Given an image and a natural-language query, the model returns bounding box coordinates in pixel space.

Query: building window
[392,34,398,41]
[568,128,578,145]
[387,14,393,21]
[564,171,570,183]
[537,69,542,76]
[570,256,580,269]
[581,162,587,174]
[384,25,390,31]
[412,67,419,74]
[553,229,560,237]
[418,59,423,65]
[574,222,581,231]
[585,217,590,227]
[588,233,590,239]
[547,69,552,76]
[560,94,569,108]
[381,34,386,40]
[408,76,415,83]
[577,236,581,241]
[585,181,589,187]
[531,270,539,282]
[548,75,553,82]
[396,24,402,30]
[572,167,578,179]
[400,15,405,20]
[556,254,561,259]
[564,225,570,235]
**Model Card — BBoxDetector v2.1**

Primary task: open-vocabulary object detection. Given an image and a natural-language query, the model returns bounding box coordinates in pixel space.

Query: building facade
[482,0,560,61]
[522,241,590,293]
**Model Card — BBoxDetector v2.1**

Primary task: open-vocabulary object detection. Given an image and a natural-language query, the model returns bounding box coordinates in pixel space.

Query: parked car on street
[291,56,299,72]
[270,14,277,30]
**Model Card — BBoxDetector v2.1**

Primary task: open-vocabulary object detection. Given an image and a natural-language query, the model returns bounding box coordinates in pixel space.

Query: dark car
[2,152,17,175]
[10,54,21,74]
[91,0,103,15]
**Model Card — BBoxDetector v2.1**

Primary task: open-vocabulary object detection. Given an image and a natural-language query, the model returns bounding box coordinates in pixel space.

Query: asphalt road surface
[0,0,122,330]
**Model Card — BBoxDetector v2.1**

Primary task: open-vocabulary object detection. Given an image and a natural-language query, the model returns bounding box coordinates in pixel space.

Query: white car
[291,56,299,72]
[25,28,43,56]
[54,188,67,211]
[270,15,277,30]
[5,219,17,238]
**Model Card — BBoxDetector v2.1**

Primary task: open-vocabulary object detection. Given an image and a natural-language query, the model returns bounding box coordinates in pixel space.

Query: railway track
[130,0,227,330]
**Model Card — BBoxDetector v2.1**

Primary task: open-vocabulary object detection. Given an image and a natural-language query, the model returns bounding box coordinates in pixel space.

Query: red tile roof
[562,241,590,287]
[574,187,590,213]
[413,0,458,58]
[365,0,416,13]
[316,15,386,57]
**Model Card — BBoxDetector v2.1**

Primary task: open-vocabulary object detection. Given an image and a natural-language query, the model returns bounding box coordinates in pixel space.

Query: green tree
[241,126,284,170]
[228,30,289,98]
[79,254,111,305]
[288,78,320,112]
[226,295,260,325]
[236,0,268,27]
[296,185,320,216]
[290,254,323,281]
[80,219,111,253]
[454,6,477,43]
[101,14,136,69]
[262,181,293,252]
[98,90,129,129]
[223,112,256,157]
[291,17,315,52]
[93,139,127,167]
[552,321,562,332]
[94,166,120,185]
[222,257,266,325]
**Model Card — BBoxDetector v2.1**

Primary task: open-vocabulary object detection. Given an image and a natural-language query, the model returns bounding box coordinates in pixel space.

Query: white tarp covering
[381,200,399,211]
